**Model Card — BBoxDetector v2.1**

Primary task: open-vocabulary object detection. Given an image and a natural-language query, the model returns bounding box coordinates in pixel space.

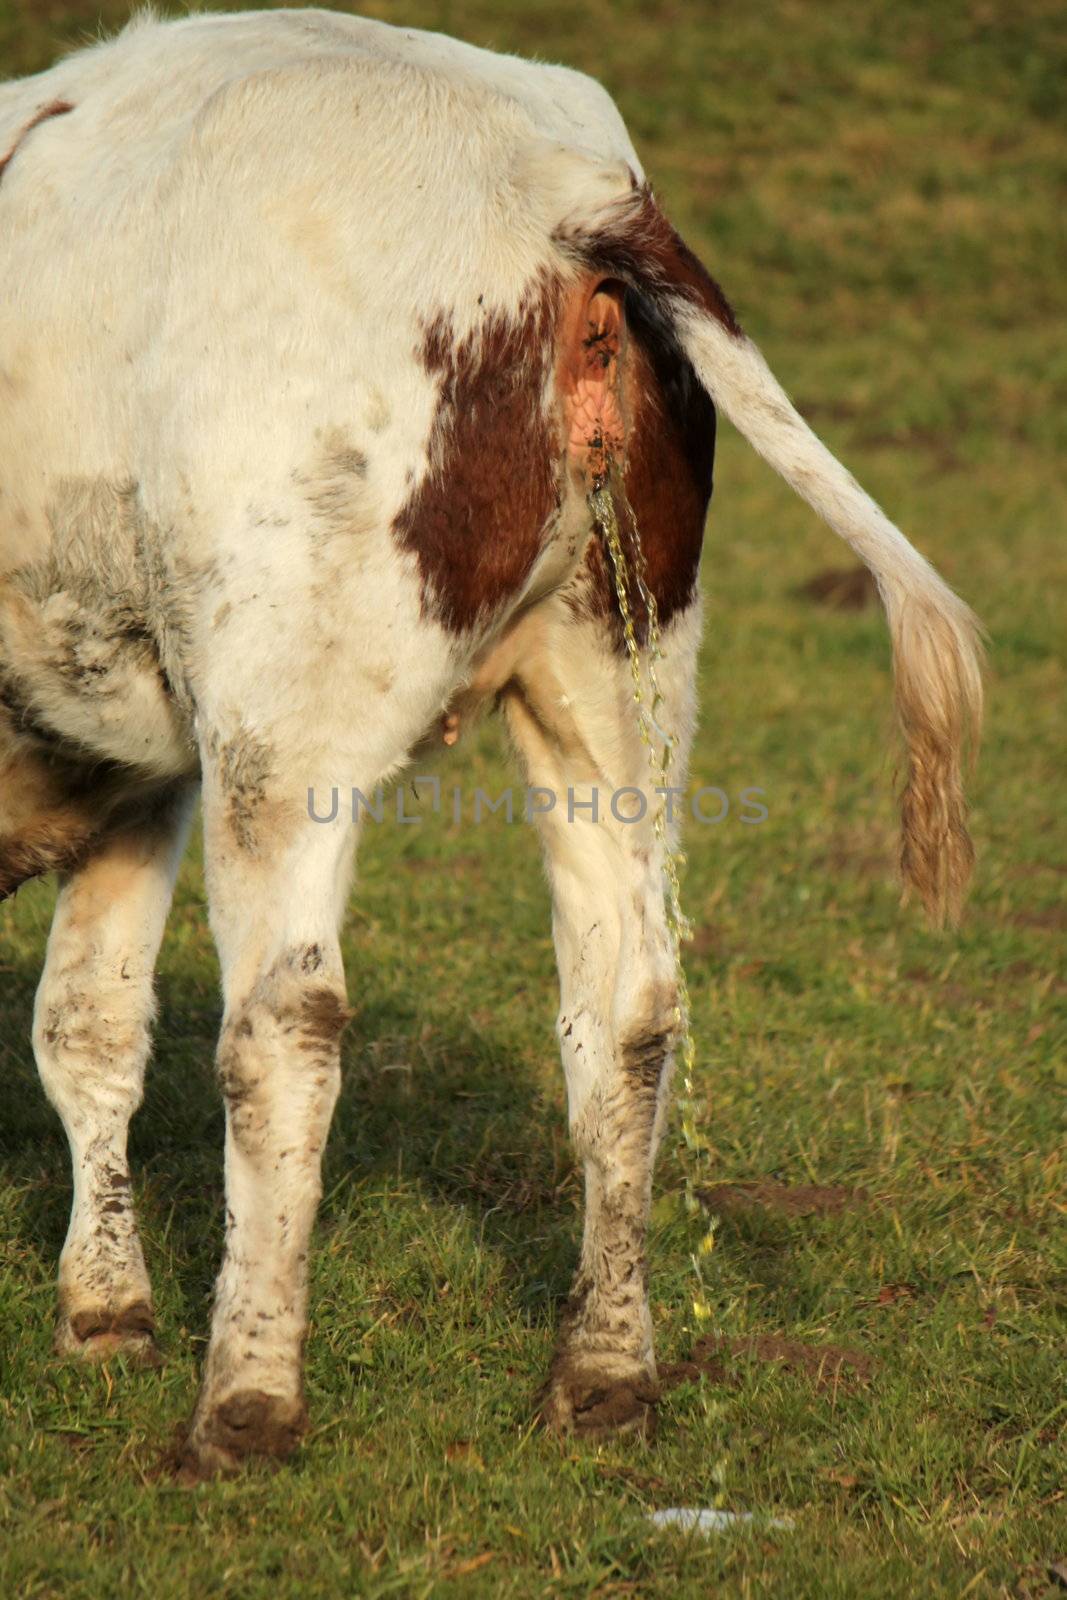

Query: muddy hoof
[55,1301,161,1367]
[540,1362,660,1439]
[178,1390,308,1480]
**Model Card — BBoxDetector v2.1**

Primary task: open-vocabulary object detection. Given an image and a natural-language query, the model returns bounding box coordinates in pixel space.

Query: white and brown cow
[0,8,982,1474]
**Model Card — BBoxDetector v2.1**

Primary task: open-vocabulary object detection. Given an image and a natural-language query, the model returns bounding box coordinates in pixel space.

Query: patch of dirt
[1009,906,1067,932]
[660,1332,873,1393]
[658,1348,730,1391]
[821,1466,861,1489]
[1000,960,1045,982]
[700,1181,866,1218]
[794,565,877,610]
[880,1079,927,1100]
[732,1334,873,1386]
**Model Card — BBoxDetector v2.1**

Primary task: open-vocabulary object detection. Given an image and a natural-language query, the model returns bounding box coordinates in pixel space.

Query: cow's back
[0,9,639,574]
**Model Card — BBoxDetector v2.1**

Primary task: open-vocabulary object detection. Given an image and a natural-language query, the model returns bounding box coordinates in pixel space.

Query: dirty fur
[34,787,196,1364]
[298,427,375,551]
[13,476,204,727]
[211,727,275,854]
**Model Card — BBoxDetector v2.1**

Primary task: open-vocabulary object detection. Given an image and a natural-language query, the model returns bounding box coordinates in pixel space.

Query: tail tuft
[893,591,983,926]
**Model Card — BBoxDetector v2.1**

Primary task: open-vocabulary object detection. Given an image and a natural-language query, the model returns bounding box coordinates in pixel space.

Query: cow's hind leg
[34,787,195,1362]
[502,595,700,1438]
[180,753,358,1477]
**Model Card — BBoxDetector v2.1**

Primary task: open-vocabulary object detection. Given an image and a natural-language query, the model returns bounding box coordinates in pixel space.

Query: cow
[0,8,982,1476]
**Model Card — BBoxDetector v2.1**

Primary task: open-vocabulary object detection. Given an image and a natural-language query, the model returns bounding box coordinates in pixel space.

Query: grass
[1,0,1064,1594]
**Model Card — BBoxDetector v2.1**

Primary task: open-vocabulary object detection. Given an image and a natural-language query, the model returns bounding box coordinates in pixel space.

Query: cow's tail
[566,185,984,927]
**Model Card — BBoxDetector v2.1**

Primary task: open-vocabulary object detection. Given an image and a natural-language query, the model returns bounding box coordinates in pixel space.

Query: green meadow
[0,1,1063,1594]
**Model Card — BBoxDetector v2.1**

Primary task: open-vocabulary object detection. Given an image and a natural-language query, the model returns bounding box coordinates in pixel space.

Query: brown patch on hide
[0,99,74,182]
[556,185,742,339]
[0,736,185,901]
[620,294,717,630]
[0,806,101,899]
[567,289,716,639]
[392,277,563,631]
[552,190,730,639]
[796,565,877,611]
[701,1181,867,1218]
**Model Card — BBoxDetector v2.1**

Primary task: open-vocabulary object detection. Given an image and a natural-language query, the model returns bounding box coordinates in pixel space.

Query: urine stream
[589,478,716,1323]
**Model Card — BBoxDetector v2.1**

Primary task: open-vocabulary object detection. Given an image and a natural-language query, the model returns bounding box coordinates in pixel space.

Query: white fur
[674,308,984,732]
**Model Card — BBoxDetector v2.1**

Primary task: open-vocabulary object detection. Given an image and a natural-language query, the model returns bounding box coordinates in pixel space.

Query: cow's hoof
[55,1301,161,1367]
[539,1357,660,1439]
[178,1390,308,1480]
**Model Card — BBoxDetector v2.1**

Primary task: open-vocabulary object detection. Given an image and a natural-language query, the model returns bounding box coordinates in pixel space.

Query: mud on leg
[34,787,195,1362]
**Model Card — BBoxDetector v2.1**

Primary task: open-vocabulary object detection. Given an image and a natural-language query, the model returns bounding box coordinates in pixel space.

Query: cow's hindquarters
[559,186,983,924]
